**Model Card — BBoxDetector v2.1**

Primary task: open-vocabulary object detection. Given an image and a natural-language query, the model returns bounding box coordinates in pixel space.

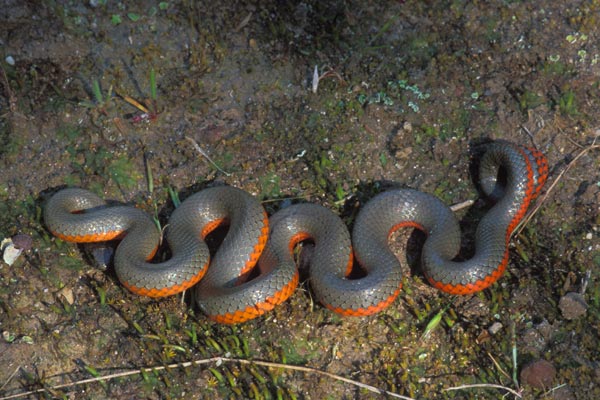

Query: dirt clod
[559,292,588,320]
[520,359,557,390]
[11,234,33,250]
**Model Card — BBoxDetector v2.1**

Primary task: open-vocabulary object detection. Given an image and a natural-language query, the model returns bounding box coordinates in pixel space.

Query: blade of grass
[92,79,103,104]
[168,187,181,208]
[144,153,154,194]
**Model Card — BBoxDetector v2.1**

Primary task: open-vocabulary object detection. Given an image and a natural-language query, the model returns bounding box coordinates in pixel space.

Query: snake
[44,141,548,324]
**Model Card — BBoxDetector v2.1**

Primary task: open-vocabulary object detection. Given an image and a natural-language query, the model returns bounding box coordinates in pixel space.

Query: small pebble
[5,55,15,66]
[520,359,556,389]
[58,287,75,305]
[558,292,588,320]
[1,238,22,266]
[520,327,546,354]
[488,321,503,335]
[12,234,33,251]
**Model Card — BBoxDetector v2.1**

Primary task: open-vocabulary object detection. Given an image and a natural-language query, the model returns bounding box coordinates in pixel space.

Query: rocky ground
[1,1,599,399]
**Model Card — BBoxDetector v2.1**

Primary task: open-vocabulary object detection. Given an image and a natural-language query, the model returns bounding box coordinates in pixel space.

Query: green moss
[108,155,140,190]
[279,337,319,365]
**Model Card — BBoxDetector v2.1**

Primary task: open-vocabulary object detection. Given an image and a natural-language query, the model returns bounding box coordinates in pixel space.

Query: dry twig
[185,136,232,176]
[0,357,415,400]
[515,136,599,235]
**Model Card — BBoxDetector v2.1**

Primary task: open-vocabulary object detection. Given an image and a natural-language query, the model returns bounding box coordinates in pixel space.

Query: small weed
[140,367,159,391]
[312,151,333,191]
[542,59,570,76]
[558,89,579,117]
[164,312,173,330]
[79,78,113,112]
[92,79,104,104]
[279,337,318,365]
[132,321,145,335]
[57,255,86,271]
[67,142,140,191]
[404,32,438,67]
[167,187,181,208]
[356,79,430,115]
[208,367,225,384]
[127,12,141,22]
[144,153,154,194]
[111,14,122,25]
[518,90,545,112]
[184,324,198,346]
[56,124,82,142]
[258,172,282,200]
[107,155,139,190]
[117,68,161,123]
[82,363,107,389]
[334,184,346,203]
[420,302,453,341]
[96,286,107,306]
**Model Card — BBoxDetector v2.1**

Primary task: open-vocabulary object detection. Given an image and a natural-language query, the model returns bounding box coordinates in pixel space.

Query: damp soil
[1,1,599,399]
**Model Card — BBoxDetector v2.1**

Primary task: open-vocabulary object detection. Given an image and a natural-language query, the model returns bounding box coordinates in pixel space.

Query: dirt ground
[1,1,599,399]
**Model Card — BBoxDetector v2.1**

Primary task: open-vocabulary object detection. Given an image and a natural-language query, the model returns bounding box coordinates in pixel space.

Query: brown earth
[1,1,599,399]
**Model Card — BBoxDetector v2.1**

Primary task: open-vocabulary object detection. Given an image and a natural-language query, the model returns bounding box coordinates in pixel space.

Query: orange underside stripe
[427,257,507,294]
[389,221,426,237]
[326,284,403,317]
[121,261,210,298]
[53,146,550,320]
[202,213,269,281]
[53,230,126,243]
[209,271,300,324]
[428,145,549,294]
[321,221,420,315]
[241,212,269,275]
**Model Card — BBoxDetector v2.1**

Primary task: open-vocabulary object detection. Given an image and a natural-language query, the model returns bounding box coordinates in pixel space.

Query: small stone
[520,327,546,355]
[520,359,556,389]
[5,55,15,66]
[58,287,75,305]
[558,292,588,320]
[534,319,554,342]
[394,146,412,159]
[12,234,33,251]
[1,239,22,266]
[488,321,503,335]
